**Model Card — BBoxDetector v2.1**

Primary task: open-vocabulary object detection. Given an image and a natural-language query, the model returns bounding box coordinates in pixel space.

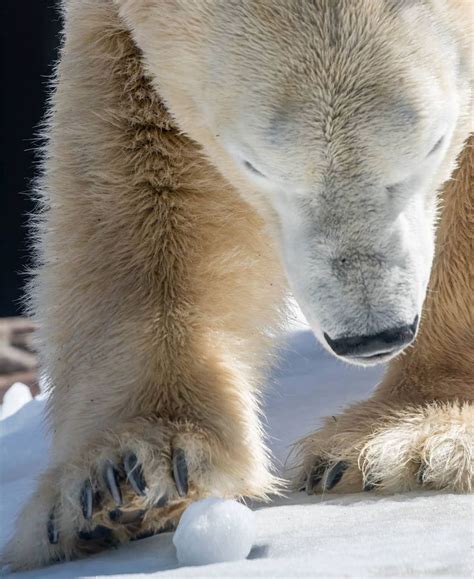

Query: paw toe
[108,508,146,525]
[78,525,119,549]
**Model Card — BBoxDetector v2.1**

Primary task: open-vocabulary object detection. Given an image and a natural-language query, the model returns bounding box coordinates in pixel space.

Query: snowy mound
[1,326,472,578]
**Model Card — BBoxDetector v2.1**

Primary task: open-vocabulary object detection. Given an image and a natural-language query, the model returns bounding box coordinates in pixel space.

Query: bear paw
[295,401,473,495]
[3,416,272,570]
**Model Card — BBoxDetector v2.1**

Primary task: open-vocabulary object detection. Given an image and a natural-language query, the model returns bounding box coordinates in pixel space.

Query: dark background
[0,1,61,316]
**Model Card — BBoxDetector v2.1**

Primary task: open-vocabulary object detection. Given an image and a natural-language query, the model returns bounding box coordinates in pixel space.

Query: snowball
[1,383,32,420]
[173,497,256,566]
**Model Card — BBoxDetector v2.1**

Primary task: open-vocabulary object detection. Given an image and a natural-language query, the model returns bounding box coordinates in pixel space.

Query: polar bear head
[120,0,472,365]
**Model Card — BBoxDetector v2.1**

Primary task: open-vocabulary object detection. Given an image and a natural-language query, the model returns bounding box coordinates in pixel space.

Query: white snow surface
[0,383,33,421]
[1,321,472,578]
[173,498,256,566]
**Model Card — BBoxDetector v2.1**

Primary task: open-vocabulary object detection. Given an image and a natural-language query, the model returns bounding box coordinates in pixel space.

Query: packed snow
[0,383,33,421]
[173,498,256,566]
[1,316,472,578]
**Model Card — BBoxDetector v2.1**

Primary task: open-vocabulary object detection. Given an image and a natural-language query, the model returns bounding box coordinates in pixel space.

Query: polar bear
[4,0,473,570]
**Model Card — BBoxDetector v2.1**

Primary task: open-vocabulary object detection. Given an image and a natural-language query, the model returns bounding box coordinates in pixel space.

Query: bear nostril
[324,319,418,359]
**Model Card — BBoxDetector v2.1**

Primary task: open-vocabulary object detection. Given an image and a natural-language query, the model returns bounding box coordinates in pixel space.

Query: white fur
[360,403,474,493]
[121,0,471,364]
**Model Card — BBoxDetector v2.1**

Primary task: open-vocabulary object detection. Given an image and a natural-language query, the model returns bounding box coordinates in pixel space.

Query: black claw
[78,525,119,548]
[103,462,123,506]
[155,494,168,508]
[363,480,376,492]
[124,452,147,496]
[363,475,382,492]
[172,448,189,497]
[47,511,59,544]
[80,480,94,520]
[417,464,427,485]
[305,462,326,495]
[108,508,145,525]
[108,508,122,523]
[324,461,349,490]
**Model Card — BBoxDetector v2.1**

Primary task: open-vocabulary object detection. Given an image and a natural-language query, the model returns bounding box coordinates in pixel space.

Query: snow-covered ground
[1,321,472,578]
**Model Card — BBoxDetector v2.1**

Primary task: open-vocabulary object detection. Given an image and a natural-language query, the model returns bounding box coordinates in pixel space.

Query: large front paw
[295,401,473,495]
[3,416,274,570]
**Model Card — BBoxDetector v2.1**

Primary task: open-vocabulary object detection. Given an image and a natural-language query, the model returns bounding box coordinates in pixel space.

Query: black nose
[324,317,418,359]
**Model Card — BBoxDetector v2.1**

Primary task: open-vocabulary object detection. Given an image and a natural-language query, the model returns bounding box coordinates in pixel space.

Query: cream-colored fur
[3,0,473,570]
[116,0,472,356]
[295,133,473,494]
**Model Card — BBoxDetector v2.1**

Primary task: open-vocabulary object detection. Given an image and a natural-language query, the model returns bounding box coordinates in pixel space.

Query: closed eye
[243,160,266,177]
[386,183,401,195]
[428,136,444,156]
[387,136,445,194]
[386,174,415,195]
